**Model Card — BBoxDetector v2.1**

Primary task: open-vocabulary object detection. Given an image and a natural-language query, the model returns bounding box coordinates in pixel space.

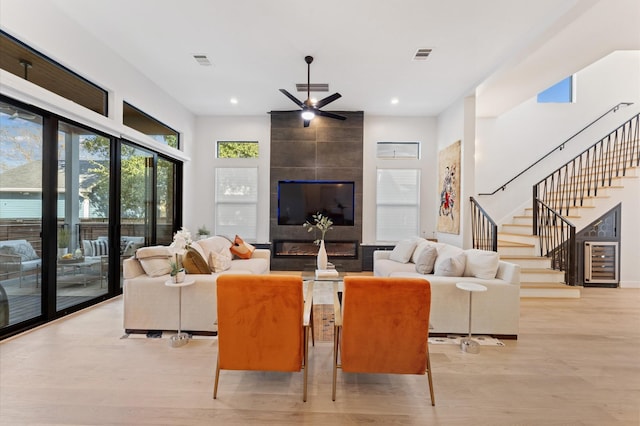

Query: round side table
[165,277,195,348]
[456,282,488,354]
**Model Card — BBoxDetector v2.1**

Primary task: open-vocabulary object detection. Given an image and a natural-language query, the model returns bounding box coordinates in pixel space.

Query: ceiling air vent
[193,54,212,66]
[296,83,329,92]
[413,48,433,61]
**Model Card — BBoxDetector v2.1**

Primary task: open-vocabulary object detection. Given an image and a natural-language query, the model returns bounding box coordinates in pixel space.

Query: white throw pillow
[464,249,500,279]
[415,245,438,274]
[434,244,464,271]
[135,245,172,277]
[389,239,418,263]
[434,252,466,277]
[197,236,232,261]
[209,249,232,272]
[411,239,437,263]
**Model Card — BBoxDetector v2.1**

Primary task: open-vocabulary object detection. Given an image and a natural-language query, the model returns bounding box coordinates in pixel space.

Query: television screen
[278,180,355,226]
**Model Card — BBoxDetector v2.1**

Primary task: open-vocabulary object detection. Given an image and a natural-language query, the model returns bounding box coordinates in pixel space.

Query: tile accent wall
[270,111,364,271]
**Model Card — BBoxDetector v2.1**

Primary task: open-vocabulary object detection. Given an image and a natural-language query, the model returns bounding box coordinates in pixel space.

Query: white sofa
[122,236,270,334]
[374,238,520,338]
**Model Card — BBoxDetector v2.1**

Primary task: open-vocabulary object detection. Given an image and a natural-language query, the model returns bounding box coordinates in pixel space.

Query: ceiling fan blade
[303,119,311,128]
[316,110,346,121]
[315,92,342,109]
[279,89,304,108]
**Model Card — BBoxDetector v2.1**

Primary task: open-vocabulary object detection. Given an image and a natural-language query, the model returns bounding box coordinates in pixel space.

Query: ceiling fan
[278,55,346,127]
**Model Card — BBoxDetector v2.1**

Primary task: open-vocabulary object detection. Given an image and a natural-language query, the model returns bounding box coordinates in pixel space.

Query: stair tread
[521,282,577,288]
[521,268,565,274]
[499,255,547,259]
[497,240,534,247]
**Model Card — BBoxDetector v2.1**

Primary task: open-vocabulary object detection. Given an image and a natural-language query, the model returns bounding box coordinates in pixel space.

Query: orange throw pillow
[229,235,255,259]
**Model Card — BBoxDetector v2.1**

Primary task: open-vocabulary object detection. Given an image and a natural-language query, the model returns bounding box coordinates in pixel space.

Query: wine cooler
[584,241,619,285]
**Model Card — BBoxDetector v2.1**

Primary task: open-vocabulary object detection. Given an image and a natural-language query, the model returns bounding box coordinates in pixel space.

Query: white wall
[475,51,640,287]
[362,116,438,244]
[188,116,271,242]
[435,96,476,249]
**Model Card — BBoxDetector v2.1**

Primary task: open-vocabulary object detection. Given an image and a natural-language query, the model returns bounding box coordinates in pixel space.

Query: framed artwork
[437,140,461,234]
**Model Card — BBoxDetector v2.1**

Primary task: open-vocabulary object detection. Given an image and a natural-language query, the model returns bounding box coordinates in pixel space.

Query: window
[376,169,420,241]
[0,31,107,115]
[376,142,420,159]
[216,141,259,158]
[122,102,179,149]
[215,167,258,239]
[537,76,574,103]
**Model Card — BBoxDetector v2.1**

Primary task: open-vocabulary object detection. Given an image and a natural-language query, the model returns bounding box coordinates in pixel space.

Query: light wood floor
[1,287,639,425]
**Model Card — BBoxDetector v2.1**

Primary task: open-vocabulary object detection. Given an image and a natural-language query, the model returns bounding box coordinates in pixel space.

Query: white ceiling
[50,0,640,118]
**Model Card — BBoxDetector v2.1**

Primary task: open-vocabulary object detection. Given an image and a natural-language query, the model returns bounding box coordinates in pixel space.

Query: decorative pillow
[189,240,207,260]
[209,250,232,272]
[135,246,172,277]
[196,236,232,261]
[434,244,464,271]
[182,246,211,274]
[82,240,94,257]
[464,249,500,279]
[389,239,418,263]
[411,239,437,263]
[415,245,438,274]
[229,235,255,259]
[434,252,467,277]
[12,242,39,261]
[90,239,108,256]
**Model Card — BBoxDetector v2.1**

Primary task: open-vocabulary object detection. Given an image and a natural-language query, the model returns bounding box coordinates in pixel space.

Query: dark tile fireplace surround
[269,111,364,271]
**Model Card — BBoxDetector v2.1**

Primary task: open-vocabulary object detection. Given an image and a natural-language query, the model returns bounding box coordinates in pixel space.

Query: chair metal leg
[426,348,435,406]
[332,325,340,401]
[310,305,315,347]
[213,356,220,399]
[303,326,309,402]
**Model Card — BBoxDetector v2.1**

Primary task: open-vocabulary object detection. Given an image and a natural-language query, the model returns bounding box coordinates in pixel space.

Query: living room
[1,0,640,423]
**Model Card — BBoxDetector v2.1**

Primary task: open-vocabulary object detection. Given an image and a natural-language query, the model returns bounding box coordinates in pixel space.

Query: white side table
[456,282,488,354]
[165,278,195,348]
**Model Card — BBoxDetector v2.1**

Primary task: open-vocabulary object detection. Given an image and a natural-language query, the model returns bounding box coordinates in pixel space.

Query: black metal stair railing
[533,112,639,285]
[469,197,497,252]
[535,199,576,285]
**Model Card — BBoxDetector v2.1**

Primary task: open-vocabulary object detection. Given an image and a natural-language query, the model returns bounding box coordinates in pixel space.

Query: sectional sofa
[122,236,270,334]
[374,238,521,338]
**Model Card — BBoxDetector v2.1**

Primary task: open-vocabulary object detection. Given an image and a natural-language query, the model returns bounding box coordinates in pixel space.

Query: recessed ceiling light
[230,98,238,104]
[391,98,399,105]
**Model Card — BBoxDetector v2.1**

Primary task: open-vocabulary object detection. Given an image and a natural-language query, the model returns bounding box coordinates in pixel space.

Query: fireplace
[274,240,359,259]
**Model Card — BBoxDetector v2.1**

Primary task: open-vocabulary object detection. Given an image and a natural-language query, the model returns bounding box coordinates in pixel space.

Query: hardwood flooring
[1,287,639,425]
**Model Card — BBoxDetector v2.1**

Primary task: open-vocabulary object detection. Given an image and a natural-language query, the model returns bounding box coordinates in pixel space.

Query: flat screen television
[277,180,355,226]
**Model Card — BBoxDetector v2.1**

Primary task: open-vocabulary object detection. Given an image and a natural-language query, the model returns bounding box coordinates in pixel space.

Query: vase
[173,270,186,283]
[317,240,328,270]
[57,248,68,258]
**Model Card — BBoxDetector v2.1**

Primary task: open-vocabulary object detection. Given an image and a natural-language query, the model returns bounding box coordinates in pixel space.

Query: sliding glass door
[56,121,110,311]
[0,96,183,339]
[0,101,43,329]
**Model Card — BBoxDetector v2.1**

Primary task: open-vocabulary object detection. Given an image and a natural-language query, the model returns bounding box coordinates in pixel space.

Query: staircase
[473,109,639,298]
[497,166,638,298]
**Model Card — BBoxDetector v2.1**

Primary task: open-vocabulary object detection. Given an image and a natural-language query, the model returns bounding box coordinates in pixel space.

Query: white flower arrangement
[169,227,192,277]
[170,227,192,254]
[303,212,333,245]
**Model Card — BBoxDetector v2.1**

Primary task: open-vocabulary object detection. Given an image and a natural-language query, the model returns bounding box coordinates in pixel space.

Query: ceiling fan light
[301,110,315,120]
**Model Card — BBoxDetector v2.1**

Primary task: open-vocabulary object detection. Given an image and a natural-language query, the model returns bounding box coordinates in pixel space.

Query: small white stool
[456,282,488,354]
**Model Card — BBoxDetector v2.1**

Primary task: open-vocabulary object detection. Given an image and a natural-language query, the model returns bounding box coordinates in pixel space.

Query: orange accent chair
[332,276,435,404]
[213,274,313,402]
